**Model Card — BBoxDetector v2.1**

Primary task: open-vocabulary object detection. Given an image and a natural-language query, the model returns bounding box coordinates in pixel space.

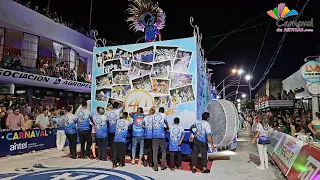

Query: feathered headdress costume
[126,0,166,42]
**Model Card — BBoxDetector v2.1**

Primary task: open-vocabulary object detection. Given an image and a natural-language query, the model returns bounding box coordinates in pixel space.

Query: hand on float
[210,144,215,151]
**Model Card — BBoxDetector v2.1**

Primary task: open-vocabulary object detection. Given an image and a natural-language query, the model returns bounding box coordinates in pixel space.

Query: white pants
[56,130,66,150]
[257,144,268,169]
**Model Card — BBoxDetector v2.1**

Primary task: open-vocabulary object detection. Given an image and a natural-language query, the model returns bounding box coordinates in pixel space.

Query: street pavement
[0,129,286,180]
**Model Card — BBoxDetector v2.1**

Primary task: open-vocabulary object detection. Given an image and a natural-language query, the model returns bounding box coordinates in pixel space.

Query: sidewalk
[210,129,286,180]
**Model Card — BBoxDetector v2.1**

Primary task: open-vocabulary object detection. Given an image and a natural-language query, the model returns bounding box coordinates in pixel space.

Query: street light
[238,69,244,75]
[245,74,252,101]
[232,69,237,74]
[216,68,244,99]
[242,94,246,98]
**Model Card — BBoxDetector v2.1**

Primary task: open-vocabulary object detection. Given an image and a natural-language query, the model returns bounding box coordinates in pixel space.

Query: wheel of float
[205,99,238,148]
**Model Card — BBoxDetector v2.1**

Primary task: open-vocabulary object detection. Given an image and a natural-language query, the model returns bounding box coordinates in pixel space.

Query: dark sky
[31,0,320,98]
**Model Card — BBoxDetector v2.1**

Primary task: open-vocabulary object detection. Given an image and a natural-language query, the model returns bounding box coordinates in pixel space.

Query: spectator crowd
[12,0,96,38]
[1,52,91,82]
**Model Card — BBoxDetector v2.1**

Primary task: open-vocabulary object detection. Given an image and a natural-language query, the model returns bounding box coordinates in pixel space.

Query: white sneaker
[265,166,269,169]
[256,166,265,170]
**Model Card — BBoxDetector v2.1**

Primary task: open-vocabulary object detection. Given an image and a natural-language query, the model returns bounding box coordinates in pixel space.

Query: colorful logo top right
[267,3,314,33]
[267,3,298,20]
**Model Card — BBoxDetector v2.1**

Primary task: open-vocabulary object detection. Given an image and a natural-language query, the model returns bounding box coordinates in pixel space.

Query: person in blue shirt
[64,105,78,159]
[129,107,145,165]
[90,106,101,160]
[190,112,214,174]
[52,110,67,151]
[152,107,169,171]
[169,117,185,171]
[75,101,92,158]
[142,107,155,167]
[107,100,125,159]
[113,112,131,168]
[93,107,108,161]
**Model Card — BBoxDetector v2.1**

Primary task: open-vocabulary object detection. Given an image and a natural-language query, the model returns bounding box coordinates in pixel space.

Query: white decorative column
[312,95,319,120]
[301,60,320,120]
[307,82,320,120]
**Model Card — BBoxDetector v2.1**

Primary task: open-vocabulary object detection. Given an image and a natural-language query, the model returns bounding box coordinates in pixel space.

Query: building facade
[0,0,93,108]
[254,78,283,100]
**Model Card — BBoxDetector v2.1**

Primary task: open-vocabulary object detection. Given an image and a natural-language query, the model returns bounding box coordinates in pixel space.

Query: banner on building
[92,37,203,128]
[300,60,320,83]
[0,68,91,93]
[53,41,64,60]
[0,128,56,157]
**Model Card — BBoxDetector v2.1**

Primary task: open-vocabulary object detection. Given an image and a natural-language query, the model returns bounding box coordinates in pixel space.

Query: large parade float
[91,0,238,155]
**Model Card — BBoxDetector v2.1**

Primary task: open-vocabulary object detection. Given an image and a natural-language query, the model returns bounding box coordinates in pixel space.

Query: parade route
[0,130,285,180]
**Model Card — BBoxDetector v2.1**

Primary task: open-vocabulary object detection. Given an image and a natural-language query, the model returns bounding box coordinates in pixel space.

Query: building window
[22,33,39,68]
[53,41,64,64]
[78,57,87,74]
[39,37,55,67]
[3,29,23,61]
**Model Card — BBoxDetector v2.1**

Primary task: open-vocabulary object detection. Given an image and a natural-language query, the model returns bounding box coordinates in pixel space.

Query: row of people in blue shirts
[54,101,185,171]
[54,101,214,173]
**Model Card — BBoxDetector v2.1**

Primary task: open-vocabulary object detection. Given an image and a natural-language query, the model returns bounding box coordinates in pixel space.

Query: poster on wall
[92,37,198,128]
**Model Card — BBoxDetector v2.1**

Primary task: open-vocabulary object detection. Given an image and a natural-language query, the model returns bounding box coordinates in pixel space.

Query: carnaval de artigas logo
[267,3,314,33]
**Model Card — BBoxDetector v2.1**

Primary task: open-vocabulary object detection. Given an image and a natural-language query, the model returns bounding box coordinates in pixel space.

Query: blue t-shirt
[107,108,122,133]
[114,119,131,143]
[169,124,185,151]
[143,114,153,139]
[152,113,167,139]
[53,116,67,130]
[76,109,91,131]
[193,120,212,143]
[94,115,108,138]
[131,114,145,137]
[64,113,77,135]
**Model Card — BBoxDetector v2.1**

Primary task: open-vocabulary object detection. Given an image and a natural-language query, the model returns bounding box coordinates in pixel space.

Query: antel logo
[10,142,28,151]
[7,168,154,180]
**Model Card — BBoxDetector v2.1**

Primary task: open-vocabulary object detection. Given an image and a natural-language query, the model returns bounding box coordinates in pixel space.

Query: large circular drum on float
[205,99,238,148]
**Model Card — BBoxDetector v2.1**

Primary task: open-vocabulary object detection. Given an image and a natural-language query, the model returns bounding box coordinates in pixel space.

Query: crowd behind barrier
[267,130,320,179]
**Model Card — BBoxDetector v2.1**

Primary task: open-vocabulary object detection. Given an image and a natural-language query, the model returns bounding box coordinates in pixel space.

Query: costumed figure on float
[126,0,166,42]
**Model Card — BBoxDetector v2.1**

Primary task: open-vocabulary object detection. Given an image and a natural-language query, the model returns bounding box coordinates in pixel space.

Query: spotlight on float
[216,95,220,99]
[237,99,241,103]
[241,94,246,98]
[245,74,252,81]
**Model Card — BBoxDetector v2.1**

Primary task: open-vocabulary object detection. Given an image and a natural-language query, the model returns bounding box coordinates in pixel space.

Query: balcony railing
[255,100,295,111]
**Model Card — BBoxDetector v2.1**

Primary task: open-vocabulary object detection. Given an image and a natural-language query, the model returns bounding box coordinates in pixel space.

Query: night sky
[30,0,320,98]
